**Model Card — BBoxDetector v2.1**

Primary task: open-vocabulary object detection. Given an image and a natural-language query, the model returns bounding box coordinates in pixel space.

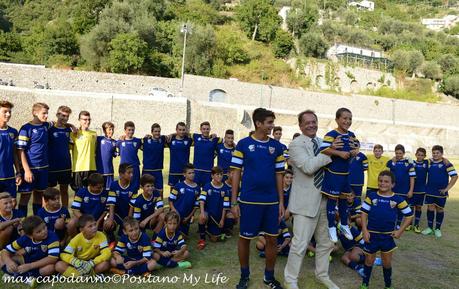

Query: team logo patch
[84,197,90,203]
[220,149,224,154]
[41,245,48,252]
[372,199,378,206]
[66,132,70,137]
[143,204,148,210]
[32,129,38,134]
[390,200,397,208]
[221,191,225,197]
[127,243,133,250]
[439,164,443,168]
[138,246,143,252]
[198,137,201,141]
[356,156,360,161]
[93,244,100,249]
[101,197,107,203]
[148,139,152,144]
[134,142,138,147]
[101,139,106,145]
[180,188,185,194]
[184,141,189,145]
[208,189,212,196]
[269,146,275,154]
[9,132,15,139]
[172,140,176,145]
[248,144,255,152]
[122,142,126,147]
[44,217,49,223]
[405,163,409,167]
[53,132,59,137]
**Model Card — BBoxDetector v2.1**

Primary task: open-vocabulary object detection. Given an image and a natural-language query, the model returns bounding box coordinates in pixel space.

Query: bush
[421,61,442,81]
[272,29,293,58]
[108,33,148,73]
[440,75,459,99]
[299,32,329,58]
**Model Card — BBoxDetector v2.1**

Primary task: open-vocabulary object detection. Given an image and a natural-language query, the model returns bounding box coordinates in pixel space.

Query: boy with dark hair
[167,122,192,188]
[192,121,221,187]
[231,107,286,289]
[37,188,70,243]
[117,121,142,191]
[349,140,368,208]
[283,170,293,221]
[272,126,289,161]
[0,192,24,249]
[412,147,429,233]
[17,102,51,216]
[96,121,117,191]
[366,144,390,195]
[142,123,168,196]
[216,129,235,180]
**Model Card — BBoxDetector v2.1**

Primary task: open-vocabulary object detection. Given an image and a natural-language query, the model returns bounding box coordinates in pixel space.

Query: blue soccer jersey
[230,136,285,204]
[0,126,18,180]
[413,160,429,193]
[168,135,192,175]
[169,181,200,219]
[17,122,51,169]
[142,136,167,171]
[278,141,289,160]
[96,136,117,175]
[192,134,220,172]
[320,129,356,174]
[216,143,235,174]
[349,152,368,185]
[361,192,413,234]
[426,160,457,197]
[71,187,108,220]
[37,206,70,232]
[348,199,362,218]
[386,159,416,195]
[0,209,24,241]
[48,125,72,172]
[115,232,152,260]
[153,227,186,252]
[6,231,60,263]
[199,182,230,221]
[130,191,164,221]
[338,226,363,251]
[107,180,137,222]
[283,185,291,209]
[117,138,141,166]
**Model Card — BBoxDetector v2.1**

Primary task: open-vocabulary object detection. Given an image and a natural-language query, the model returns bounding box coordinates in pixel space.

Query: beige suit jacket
[288,134,332,218]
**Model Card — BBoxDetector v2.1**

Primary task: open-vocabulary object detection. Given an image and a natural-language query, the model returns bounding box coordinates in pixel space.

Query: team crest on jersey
[65,132,70,137]
[180,188,185,194]
[53,132,59,137]
[44,217,49,223]
[24,246,32,253]
[356,156,360,161]
[9,132,15,139]
[100,197,107,203]
[220,149,224,154]
[101,139,106,145]
[133,142,138,147]
[248,144,255,152]
[208,189,212,196]
[84,197,90,203]
[32,129,38,134]
[372,199,378,206]
[269,146,275,154]
[423,163,426,168]
[128,191,133,197]
[198,137,201,141]
[41,245,48,252]
[138,246,143,252]
[405,163,409,167]
[439,164,443,168]
[184,141,189,145]
[143,204,148,210]
[148,139,152,144]
[122,142,126,147]
[172,140,176,145]
[390,200,397,208]
[220,191,225,197]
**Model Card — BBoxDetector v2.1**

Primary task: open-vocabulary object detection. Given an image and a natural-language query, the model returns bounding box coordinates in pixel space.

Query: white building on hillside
[278,6,291,31]
[327,44,383,60]
[348,0,375,11]
[422,15,459,30]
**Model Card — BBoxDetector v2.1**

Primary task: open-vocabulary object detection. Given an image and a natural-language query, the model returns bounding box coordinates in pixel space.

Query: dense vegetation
[0,0,458,98]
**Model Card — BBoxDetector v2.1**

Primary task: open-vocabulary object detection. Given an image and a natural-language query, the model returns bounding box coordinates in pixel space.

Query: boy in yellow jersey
[56,214,111,276]
[71,111,97,192]
[366,144,390,194]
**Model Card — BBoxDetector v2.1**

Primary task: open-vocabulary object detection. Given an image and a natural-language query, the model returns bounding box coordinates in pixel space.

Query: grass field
[2,153,459,289]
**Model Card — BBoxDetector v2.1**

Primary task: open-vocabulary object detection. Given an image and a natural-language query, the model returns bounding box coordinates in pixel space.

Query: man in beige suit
[284,110,341,289]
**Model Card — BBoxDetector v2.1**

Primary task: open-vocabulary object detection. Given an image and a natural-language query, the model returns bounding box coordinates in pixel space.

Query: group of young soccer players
[0,99,457,289]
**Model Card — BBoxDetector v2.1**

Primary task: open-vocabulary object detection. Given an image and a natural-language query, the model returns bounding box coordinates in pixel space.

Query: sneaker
[413,225,421,233]
[328,227,338,243]
[340,224,354,240]
[421,227,434,235]
[356,265,365,278]
[359,285,369,289]
[178,261,192,269]
[374,257,382,266]
[236,276,250,289]
[307,251,315,257]
[197,239,206,250]
[405,225,412,231]
[434,229,442,238]
[283,282,299,289]
[110,268,125,275]
[263,278,284,289]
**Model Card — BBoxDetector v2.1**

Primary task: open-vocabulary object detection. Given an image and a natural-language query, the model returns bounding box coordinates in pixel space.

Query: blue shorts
[194,170,211,187]
[424,195,447,208]
[207,214,224,237]
[239,203,279,239]
[0,178,17,198]
[180,221,191,236]
[48,170,72,187]
[411,193,425,207]
[363,233,397,254]
[351,185,363,197]
[168,174,184,187]
[142,170,163,190]
[18,169,48,193]
[321,171,351,198]
[103,175,114,191]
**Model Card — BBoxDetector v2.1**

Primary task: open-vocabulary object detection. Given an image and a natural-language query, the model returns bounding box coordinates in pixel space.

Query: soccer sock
[383,267,392,288]
[127,263,149,275]
[348,261,358,270]
[157,256,178,268]
[18,205,28,217]
[32,203,41,215]
[198,224,206,240]
[362,264,373,286]
[338,198,349,226]
[435,211,444,230]
[240,266,250,279]
[427,210,435,229]
[414,209,422,226]
[358,254,365,264]
[326,198,337,228]
[264,269,274,282]
[63,266,80,277]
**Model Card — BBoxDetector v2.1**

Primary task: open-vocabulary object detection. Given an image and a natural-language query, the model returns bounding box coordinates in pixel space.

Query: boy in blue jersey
[67,173,108,237]
[1,216,59,282]
[216,129,236,181]
[231,108,286,289]
[360,171,413,289]
[96,122,117,191]
[17,102,51,216]
[412,147,429,233]
[169,164,200,237]
[0,101,22,200]
[153,211,191,269]
[422,145,458,238]
[256,220,291,257]
[347,193,362,228]
[0,193,24,249]
[273,126,289,161]
[197,166,231,249]
[222,169,236,237]
[386,144,416,229]
[191,121,221,187]
[117,121,142,191]
[129,174,165,235]
[142,123,168,197]
[37,188,70,244]
[110,217,157,275]
[338,223,365,277]
[167,122,192,188]
[349,141,368,208]
[320,107,357,243]
[105,163,136,239]
[283,170,293,221]
[48,106,73,208]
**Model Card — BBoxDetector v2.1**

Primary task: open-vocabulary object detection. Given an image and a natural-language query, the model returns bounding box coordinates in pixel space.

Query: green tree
[438,54,459,75]
[421,61,442,81]
[236,0,281,42]
[286,3,318,38]
[440,75,459,98]
[42,20,79,57]
[391,49,424,76]
[0,31,21,61]
[175,0,224,25]
[299,31,329,58]
[215,26,249,65]
[108,32,148,73]
[272,29,293,58]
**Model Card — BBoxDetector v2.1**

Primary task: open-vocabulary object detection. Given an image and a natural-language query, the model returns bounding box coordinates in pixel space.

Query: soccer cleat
[405,225,412,231]
[328,227,338,243]
[110,267,126,275]
[359,285,369,289]
[236,276,250,289]
[197,239,206,250]
[373,257,382,266]
[263,278,284,289]
[421,227,434,235]
[178,261,192,269]
[434,229,442,238]
[340,224,354,240]
[413,225,421,233]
